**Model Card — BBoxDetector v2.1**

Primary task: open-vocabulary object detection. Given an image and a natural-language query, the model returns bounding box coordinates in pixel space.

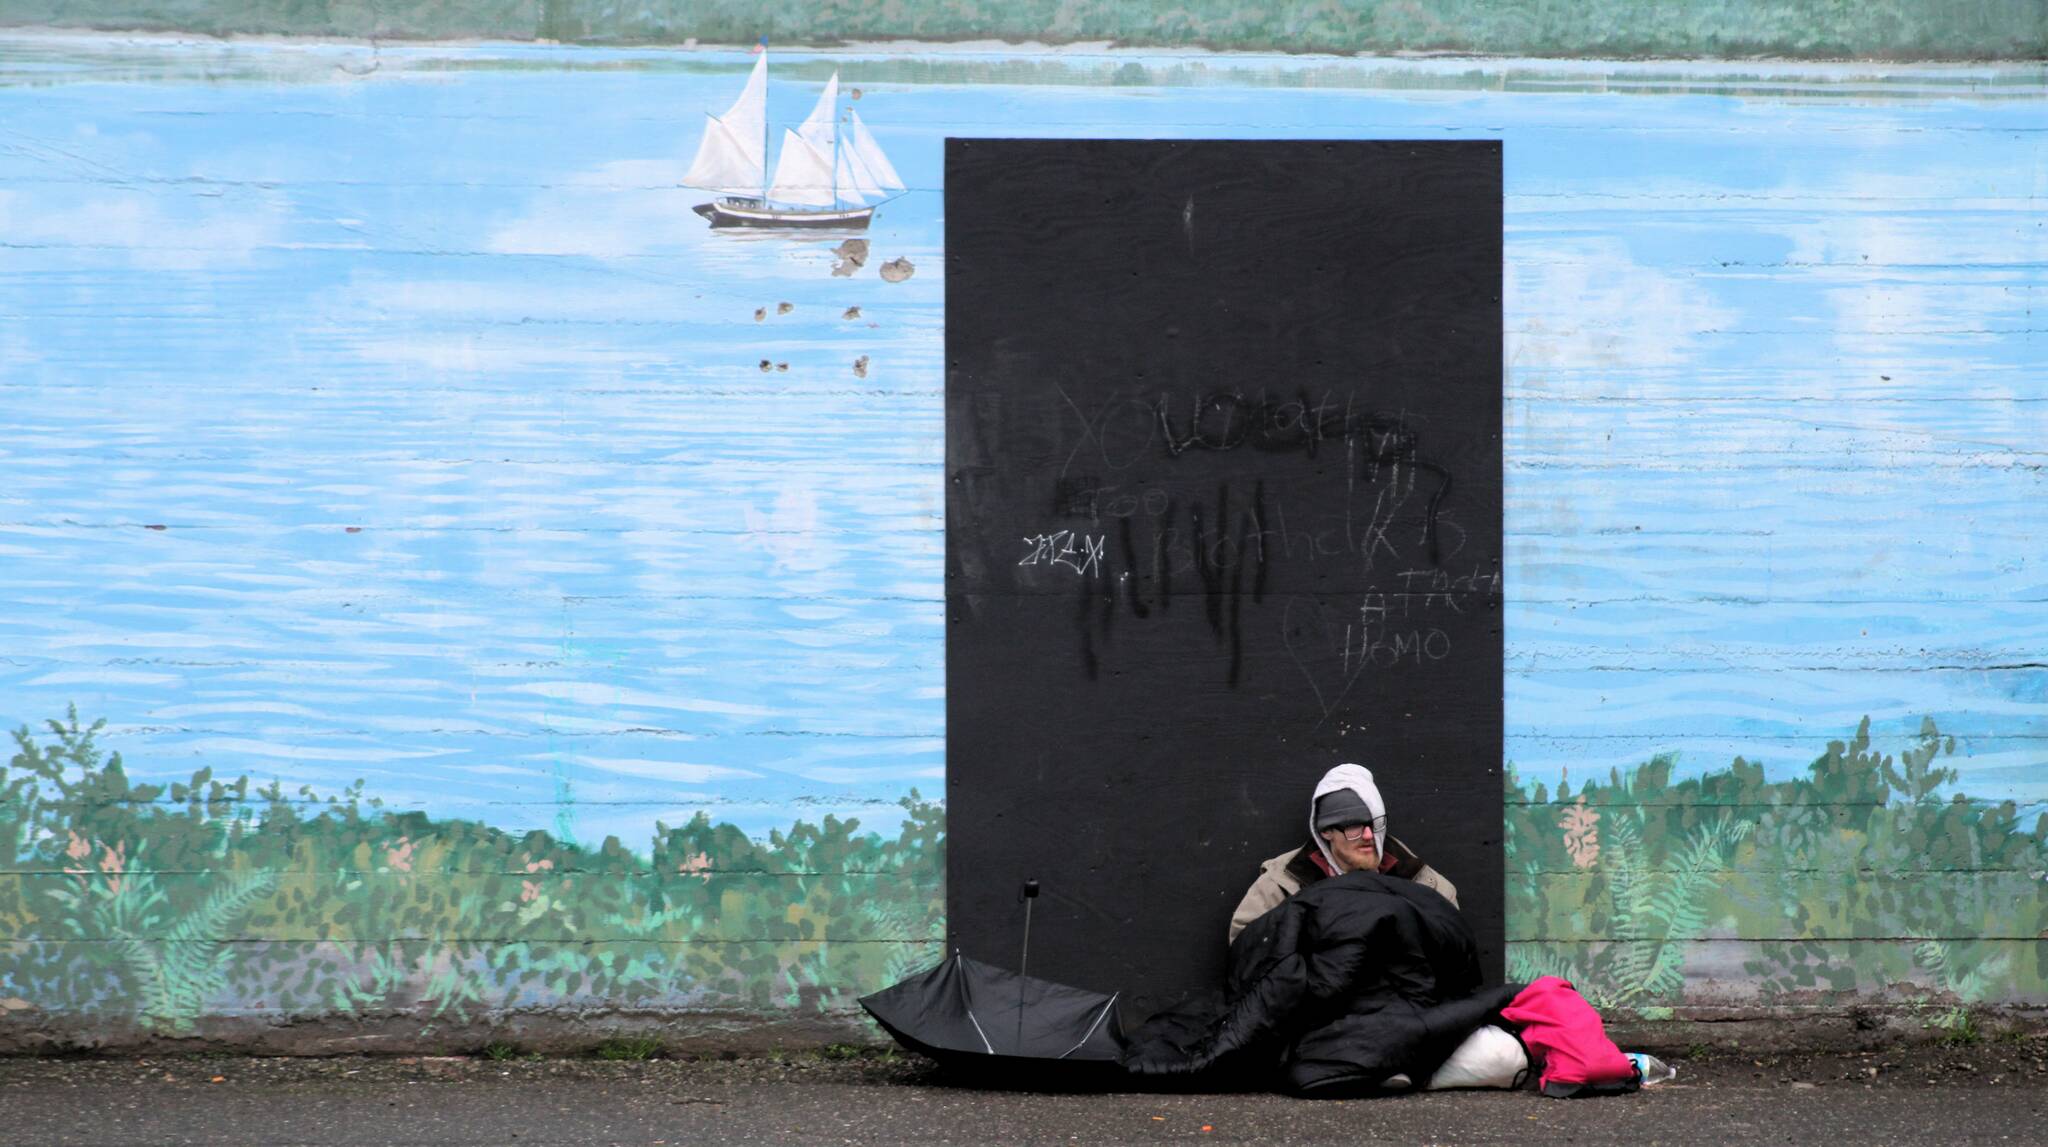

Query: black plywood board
[945,139,1503,1019]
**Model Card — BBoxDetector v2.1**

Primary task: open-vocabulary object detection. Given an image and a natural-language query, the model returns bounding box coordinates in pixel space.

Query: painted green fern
[1592,810,1750,1008]
[1912,939,2011,1031]
[105,868,279,1034]
[331,942,410,1015]
[854,898,942,989]
[1506,941,1591,988]
[1642,816,1752,1002]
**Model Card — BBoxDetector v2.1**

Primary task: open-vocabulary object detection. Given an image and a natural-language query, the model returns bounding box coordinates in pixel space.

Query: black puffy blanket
[1123,872,1522,1095]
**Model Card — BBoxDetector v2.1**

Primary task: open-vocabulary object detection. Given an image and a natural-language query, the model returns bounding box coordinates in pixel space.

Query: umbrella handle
[1017,880,1038,1050]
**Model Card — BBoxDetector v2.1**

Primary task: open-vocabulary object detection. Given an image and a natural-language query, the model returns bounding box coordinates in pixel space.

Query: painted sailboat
[685,52,906,230]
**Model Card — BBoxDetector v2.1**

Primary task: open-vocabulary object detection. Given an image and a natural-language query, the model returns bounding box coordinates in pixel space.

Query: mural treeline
[9,0,2043,59]
[1508,718,2048,1027]
[0,709,943,1036]
[2,708,2042,1038]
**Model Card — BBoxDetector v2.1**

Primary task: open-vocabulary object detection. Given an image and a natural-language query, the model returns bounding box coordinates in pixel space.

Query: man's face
[1320,823,1378,873]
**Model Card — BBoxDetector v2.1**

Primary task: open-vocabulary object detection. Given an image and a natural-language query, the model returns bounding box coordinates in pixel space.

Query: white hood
[1309,763,1387,875]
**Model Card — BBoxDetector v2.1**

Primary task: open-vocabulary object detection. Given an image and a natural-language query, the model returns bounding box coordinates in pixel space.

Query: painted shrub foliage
[1509,718,2048,1023]
[0,711,943,1036]
[6,707,2041,1036]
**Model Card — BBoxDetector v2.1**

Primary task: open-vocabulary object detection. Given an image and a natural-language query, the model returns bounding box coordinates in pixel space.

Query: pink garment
[1499,976,1640,1097]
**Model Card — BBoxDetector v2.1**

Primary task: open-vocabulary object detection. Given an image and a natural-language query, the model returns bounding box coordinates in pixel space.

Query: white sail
[768,129,837,206]
[794,72,840,158]
[836,142,886,203]
[683,116,761,195]
[682,53,767,195]
[846,110,905,192]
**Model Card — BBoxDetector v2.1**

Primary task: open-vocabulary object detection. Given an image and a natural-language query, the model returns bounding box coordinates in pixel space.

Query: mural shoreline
[0,709,945,1050]
[8,30,2048,95]
[6,0,2047,60]
[4,708,2041,1051]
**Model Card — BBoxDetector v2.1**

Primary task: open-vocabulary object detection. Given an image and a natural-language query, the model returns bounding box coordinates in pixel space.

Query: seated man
[1228,762,1458,943]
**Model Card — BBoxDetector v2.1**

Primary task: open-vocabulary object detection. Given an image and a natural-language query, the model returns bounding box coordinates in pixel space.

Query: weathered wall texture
[0,33,2044,1050]
[7,0,2048,59]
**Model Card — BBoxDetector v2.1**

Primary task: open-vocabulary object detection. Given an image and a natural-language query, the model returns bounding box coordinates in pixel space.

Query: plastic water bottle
[1626,1052,1677,1086]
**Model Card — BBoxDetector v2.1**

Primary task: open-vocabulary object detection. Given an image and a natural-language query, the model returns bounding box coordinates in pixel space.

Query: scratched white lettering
[1019,530,1106,577]
[1349,592,1454,668]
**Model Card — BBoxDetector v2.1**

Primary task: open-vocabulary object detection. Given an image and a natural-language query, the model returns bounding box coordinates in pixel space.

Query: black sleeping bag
[1123,871,1523,1095]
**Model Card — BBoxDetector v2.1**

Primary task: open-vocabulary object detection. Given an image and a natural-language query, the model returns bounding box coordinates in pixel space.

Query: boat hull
[693,198,873,230]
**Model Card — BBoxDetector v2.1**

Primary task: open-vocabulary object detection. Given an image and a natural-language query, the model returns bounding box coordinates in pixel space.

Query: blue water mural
[2,35,2044,860]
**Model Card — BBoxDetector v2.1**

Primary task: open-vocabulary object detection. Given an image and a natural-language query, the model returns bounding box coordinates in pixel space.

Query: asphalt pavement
[2,1038,2043,1145]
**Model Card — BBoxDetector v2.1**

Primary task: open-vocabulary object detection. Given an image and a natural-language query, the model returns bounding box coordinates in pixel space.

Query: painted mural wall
[0,31,2044,1046]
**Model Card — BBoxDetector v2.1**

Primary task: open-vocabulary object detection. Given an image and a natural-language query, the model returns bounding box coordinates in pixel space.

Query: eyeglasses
[1329,824,1375,843]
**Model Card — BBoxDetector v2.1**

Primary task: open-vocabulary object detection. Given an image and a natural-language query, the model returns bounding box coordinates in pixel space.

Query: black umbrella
[859,951,1127,1075]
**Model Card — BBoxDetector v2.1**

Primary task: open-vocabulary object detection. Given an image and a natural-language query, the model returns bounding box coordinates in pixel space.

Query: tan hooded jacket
[1227,763,1459,943]
[1227,837,1459,942]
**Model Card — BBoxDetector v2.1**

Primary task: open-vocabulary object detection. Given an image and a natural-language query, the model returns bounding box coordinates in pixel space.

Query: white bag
[1425,1024,1530,1090]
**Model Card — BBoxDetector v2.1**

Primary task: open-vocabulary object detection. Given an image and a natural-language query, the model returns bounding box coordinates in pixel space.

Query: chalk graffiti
[1339,622,1453,672]
[1019,530,1106,577]
[1055,384,1457,562]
